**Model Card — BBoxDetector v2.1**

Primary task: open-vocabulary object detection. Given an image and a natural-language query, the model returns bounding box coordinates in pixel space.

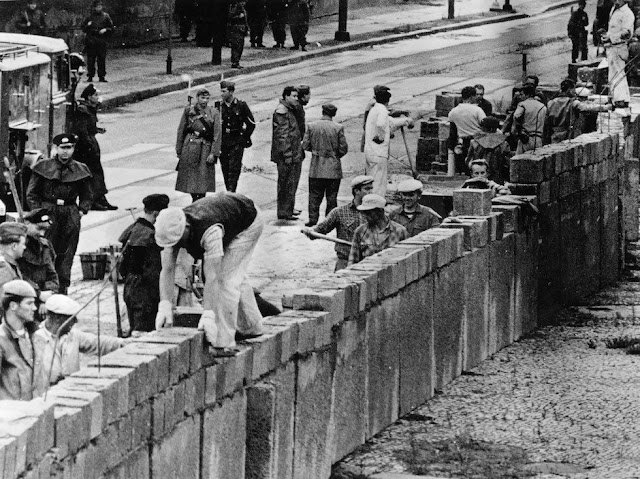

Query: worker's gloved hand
[406,117,415,129]
[197,310,217,345]
[155,300,173,330]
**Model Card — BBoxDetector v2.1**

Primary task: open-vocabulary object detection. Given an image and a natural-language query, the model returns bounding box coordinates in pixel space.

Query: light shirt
[607,4,635,44]
[448,103,486,138]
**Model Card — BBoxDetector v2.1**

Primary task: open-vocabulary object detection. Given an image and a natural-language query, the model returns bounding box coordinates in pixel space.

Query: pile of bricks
[416,118,449,172]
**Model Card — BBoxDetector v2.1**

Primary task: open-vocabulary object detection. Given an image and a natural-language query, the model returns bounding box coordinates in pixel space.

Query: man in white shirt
[602,0,636,107]
[448,86,486,175]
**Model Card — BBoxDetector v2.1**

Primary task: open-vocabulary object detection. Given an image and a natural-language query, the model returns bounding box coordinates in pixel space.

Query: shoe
[250,42,256,47]
[231,64,243,69]
[290,45,299,50]
[293,209,302,215]
[273,43,281,49]
[104,202,118,210]
[305,221,317,227]
[277,215,299,221]
[256,43,265,48]
[301,46,307,51]
[91,203,109,211]
[98,77,107,82]
[208,346,240,357]
[235,331,263,341]
[87,77,93,82]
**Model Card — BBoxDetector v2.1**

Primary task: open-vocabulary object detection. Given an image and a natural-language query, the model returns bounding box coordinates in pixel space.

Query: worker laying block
[154,193,264,357]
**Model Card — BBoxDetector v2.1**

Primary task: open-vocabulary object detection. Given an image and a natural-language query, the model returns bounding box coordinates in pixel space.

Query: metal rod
[400,126,418,178]
[111,248,123,338]
[301,228,353,246]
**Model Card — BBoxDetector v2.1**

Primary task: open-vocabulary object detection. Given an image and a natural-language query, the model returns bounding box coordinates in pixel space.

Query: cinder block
[272,310,331,354]
[130,328,193,383]
[434,92,461,116]
[130,401,152,448]
[361,250,408,293]
[491,205,520,233]
[183,369,205,416]
[453,188,493,216]
[292,348,335,479]
[558,170,579,198]
[392,244,429,280]
[211,345,254,399]
[350,261,395,299]
[623,158,639,241]
[244,329,280,380]
[509,153,545,183]
[152,414,201,479]
[600,178,620,287]
[46,387,103,440]
[332,317,368,462]
[420,229,464,267]
[341,264,379,306]
[103,446,150,479]
[291,287,346,324]
[173,306,202,328]
[507,183,539,197]
[439,217,488,250]
[260,321,298,365]
[52,404,91,459]
[333,268,376,310]
[538,177,558,204]
[120,341,172,393]
[461,248,490,370]
[67,369,130,424]
[537,202,562,325]
[488,234,515,353]
[433,261,464,390]
[514,225,540,338]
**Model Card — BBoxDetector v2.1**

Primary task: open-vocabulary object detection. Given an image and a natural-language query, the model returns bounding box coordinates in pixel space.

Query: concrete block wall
[0,133,624,479]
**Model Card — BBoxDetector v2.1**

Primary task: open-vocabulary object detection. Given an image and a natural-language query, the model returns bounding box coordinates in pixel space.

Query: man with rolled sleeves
[154,193,264,356]
[0,280,42,400]
[0,223,28,289]
[26,133,93,295]
[302,103,348,226]
[389,179,441,237]
[217,80,256,192]
[118,194,169,333]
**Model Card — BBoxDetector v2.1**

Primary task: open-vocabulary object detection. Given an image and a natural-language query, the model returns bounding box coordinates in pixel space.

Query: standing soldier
[268,0,288,48]
[211,0,229,64]
[118,194,169,333]
[82,0,114,83]
[217,80,256,192]
[14,1,46,35]
[568,0,589,63]
[175,88,222,202]
[175,0,195,42]
[288,0,310,50]
[302,103,348,226]
[73,84,116,211]
[228,0,249,69]
[246,0,267,47]
[26,134,93,295]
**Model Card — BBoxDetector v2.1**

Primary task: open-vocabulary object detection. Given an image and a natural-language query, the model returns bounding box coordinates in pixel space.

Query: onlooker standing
[543,78,576,144]
[475,84,493,116]
[73,83,117,211]
[389,179,441,237]
[268,0,288,48]
[292,84,311,214]
[0,223,28,289]
[302,103,348,226]
[82,0,114,83]
[15,1,46,35]
[271,86,303,220]
[512,83,547,154]
[568,0,589,63]
[448,86,485,175]
[348,194,408,265]
[602,0,635,107]
[228,0,249,69]
[211,0,229,64]
[364,85,413,196]
[175,88,222,202]
[175,0,195,42]
[465,116,511,184]
[217,80,256,192]
[304,175,373,271]
[246,0,267,47]
[288,0,310,51]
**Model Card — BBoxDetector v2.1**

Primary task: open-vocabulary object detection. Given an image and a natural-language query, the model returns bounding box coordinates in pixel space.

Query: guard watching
[118,193,170,333]
[0,223,28,290]
[14,1,47,35]
[246,0,267,47]
[228,0,249,69]
[0,280,41,400]
[81,0,114,83]
[568,0,589,63]
[390,179,441,237]
[26,133,93,295]
[217,80,256,192]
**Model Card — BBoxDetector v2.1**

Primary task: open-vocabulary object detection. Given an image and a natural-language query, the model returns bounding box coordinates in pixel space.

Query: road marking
[102,143,169,164]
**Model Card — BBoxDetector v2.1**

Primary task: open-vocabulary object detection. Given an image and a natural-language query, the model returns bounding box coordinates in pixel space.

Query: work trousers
[571,32,588,63]
[124,276,157,332]
[178,14,192,40]
[206,213,264,348]
[365,154,388,197]
[46,205,81,290]
[220,142,245,192]
[276,161,302,218]
[249,16,265,45]
[86,44,107,79]
[308,177,340,223]
[607,44,631,104]
[228,27,245,66]
[271,14,287,44]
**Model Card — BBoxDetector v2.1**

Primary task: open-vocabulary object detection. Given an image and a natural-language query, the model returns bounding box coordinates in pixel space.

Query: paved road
[71,8,576,331]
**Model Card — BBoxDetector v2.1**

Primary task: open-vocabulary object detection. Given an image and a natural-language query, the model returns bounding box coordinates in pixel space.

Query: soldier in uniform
[0,223,28,291]
[246,0,267,47]
[288,0,310,51]
[118,194,170,333]
[175,0,195,42]
[14,1,47,35]
[568,0,589,63]
[26,133,93,295]
[228,0,249,69]
[268,0,288,48]
[217,80,256,192]
[81,0,114,83]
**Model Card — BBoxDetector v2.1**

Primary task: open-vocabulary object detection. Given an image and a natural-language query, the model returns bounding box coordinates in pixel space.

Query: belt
[43,200,77,207]
[224,128,242,134]
[608,41,627,46]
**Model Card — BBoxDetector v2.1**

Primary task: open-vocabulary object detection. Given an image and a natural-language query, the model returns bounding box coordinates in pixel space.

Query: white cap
[45,295,81,316]
[357,194,386,211]
[397,179,423,193]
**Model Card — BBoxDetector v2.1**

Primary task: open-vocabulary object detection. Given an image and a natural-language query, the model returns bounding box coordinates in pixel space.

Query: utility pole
[335,0,350,41]
[448,0,454,19]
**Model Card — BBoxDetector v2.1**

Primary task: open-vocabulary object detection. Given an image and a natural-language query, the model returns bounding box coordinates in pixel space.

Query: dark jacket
[18,235,59,294]
[271,99,303,164]
[72,102,101,168]
[82,11,114,48]
[217,98,256,146]
[0,320,44,400]
[389,205,441,237]
[15,8,46,35]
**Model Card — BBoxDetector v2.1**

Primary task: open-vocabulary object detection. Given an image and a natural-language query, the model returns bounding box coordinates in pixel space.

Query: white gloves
[155,300,173,330]
[197,310,217,345]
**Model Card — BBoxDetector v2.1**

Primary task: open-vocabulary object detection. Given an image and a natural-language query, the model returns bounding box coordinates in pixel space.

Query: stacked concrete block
[514,222,540,337]
[623,158,639,241]
[488,234,515,353]
[434,92,461,117]
[453,188,493,216]
[460,247,490,370]
[417,117,449,172]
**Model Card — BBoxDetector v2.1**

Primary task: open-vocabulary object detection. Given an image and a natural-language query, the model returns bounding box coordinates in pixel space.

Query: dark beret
[373,85,390,95]
[321,103,337,117]
[297,85,311,95]
[80,83,97,99]
[52,133,77,146]
[142,194,170,211]
[196,88,210,97]
[0,222,27,243]
[24,208,51,224]
[220,80,236,91]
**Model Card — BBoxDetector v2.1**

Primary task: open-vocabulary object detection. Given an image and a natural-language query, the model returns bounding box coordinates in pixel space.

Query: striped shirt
[348,218,408,265]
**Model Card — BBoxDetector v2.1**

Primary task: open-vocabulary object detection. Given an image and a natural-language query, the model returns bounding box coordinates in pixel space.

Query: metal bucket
[80,252,108,280]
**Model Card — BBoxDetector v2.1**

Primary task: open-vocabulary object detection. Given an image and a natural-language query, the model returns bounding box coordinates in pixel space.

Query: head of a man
[522,83,536,98]
[44,294,82,336]
[297,85,311,106]
[321,103,337,119]
[53,133,76,162]
[357,194,387,226]
[461,86,477,103]
[350,176,374,205]
[525,75,539,87]
[195,88,210,108]
[1,280,37,326]
[480,116,500,133]
[0,222,27,262]
[93,0,103,13]
[220,80,235,103]
[142,194,170,223]
[27,2,37,11]
[560,78,575,94]
[24,209,52,238]
[155,207,189,249]
[578,0,586,9]
[282,86,299,107]
[374,87,392,105]
[470,160,489,179]
[397,179,423,211]
[613,0,625,7]
[474,84,485,99]
[81,83,101,107]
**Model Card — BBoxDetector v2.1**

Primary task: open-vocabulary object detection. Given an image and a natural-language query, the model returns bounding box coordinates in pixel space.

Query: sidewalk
[95,0,578,109]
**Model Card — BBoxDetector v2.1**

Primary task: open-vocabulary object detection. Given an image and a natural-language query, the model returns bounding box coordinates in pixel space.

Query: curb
[101,1,576,111]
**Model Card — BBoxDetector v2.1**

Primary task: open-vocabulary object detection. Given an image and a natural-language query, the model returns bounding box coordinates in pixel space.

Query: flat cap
[297,85,311,95]
[155,207,187,248]
[220,80,235,90]
[142,194,170,212]
[357,194,386,211]
[373,85,390,95]
[52,133,77,146]
[80,83,97,99]
[0,222,27,243]
[196,88,210,97]
[350,175,374,188]
[321,103,337,117]
[45,294,81,316]
[24,208,51,224]
[2,280,36,298]
[397,178,423,193]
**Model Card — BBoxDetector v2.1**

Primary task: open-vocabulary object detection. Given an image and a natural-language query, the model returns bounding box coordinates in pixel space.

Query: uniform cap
[2,280,36,298]
[357,194,386,211]
[196,88,210,97]
[142,194,170,211]
[45,294,81,316]
[52,133,77,146]
[0,222,27,243]
[575,87,592,97]
[321,103,337,117]
[154,207,187,247]
[350,175,374,188]
[220,80,236,91]
[397,178,423,193]
[80,83,97,100]
[24,208,51,224]
[297,85,311,96]
[373,85,390,95]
